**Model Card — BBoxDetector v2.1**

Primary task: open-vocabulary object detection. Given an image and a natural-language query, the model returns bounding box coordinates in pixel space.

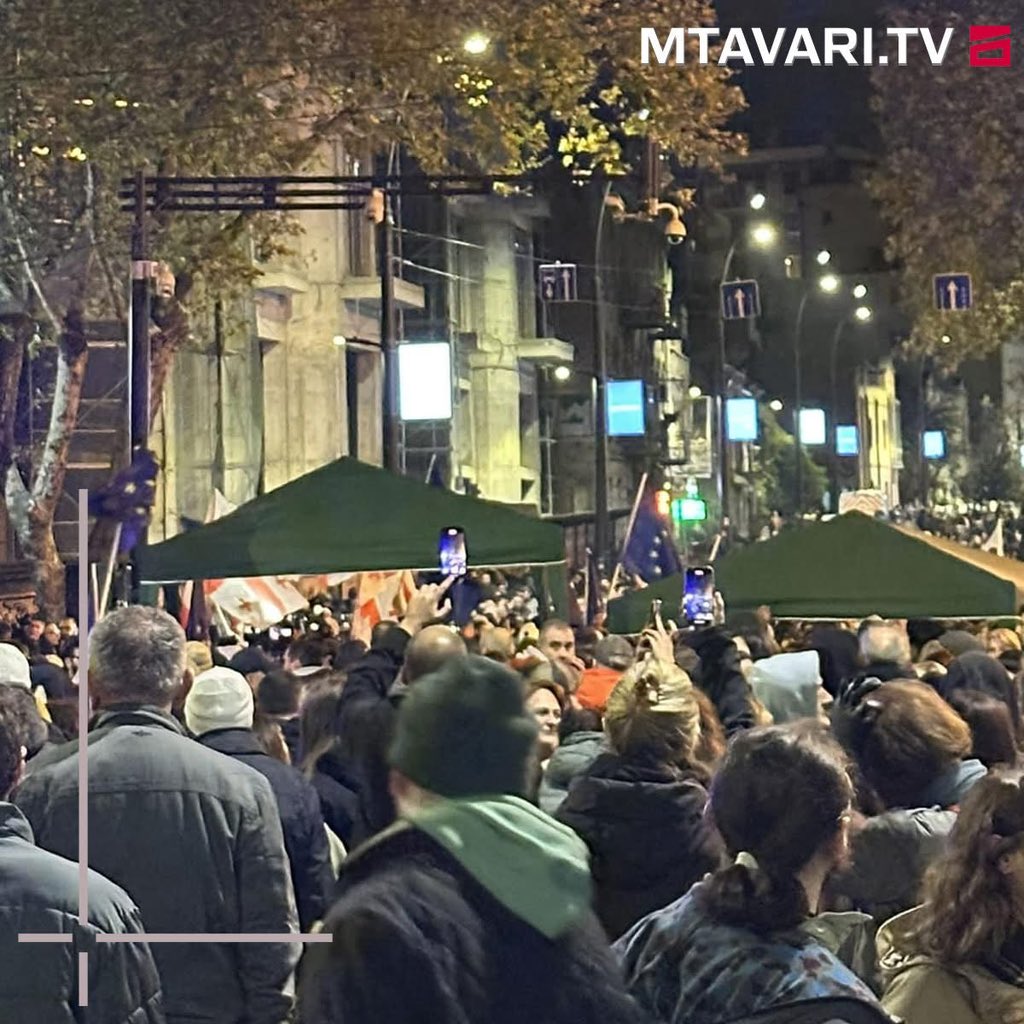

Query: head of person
[0,643,32,691]
[299,674,346,777]
[833,679,972,810]
[59,617,77,639]
[987,627,1022,660]
[42,622,60,648]
[184,667,254,737]
[916,771,1024,965]
[0,711,24,800]
[749,651,831,728]
[89,606,186,710]
[256,669,303,719]
[478,626,515,665]
[283,637,328,673]
[859,621,911,668]
[388,655,539,815]
[331,638,367,672]
[942,651,1020,737]
[401,624,467,685]
[185,640,214,679]
[24,617,44,643]
[226,646,274,691]
[525,679,567,760]
[0,685,48,760]
[604,658,701,769]
[539,619,575,666]
[947,690,1020,770]
[699,727,854,933]
[593,634,634,673]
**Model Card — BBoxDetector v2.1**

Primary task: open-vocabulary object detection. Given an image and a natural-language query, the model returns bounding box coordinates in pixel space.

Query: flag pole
[609,472,648,595]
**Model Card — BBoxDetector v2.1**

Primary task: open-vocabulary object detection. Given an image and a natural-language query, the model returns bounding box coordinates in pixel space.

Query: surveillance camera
[665,219,687,245]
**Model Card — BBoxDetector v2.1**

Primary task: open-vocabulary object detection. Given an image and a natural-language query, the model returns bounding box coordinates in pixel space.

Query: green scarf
[407,794,592,939]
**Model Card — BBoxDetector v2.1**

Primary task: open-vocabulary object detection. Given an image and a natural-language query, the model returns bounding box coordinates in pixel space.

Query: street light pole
[379,191,400,473]
[829,316,847,507]
[593,181,613,569]
[715,240,738,528]
[793,289,812,514]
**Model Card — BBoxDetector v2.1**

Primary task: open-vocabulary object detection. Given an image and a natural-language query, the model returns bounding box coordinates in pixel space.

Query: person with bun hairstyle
[557,642,724,940]
[615,727,879,1023]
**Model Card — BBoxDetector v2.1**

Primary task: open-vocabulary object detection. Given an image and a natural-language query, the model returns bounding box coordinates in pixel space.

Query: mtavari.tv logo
[640,25,1012,67]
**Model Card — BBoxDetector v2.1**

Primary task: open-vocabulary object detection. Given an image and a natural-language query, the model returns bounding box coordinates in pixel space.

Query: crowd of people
[2,581,1024,1022]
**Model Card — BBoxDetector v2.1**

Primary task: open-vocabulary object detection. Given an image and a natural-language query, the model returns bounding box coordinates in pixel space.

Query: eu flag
[621,493,683,583]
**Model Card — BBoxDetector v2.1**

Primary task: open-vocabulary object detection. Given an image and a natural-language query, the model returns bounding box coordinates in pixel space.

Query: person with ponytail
[615,727,879,1023]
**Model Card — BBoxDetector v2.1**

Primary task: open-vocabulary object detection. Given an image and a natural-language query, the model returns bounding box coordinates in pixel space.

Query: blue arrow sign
[538,262,578,303]
[934,272,972,311]
[721,280,760,320]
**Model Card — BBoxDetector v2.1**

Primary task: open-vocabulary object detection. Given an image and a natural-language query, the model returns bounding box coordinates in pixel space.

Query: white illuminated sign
[398,343,452,421]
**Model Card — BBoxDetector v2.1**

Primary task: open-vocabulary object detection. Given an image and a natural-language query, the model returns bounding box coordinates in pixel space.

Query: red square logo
[970,25,1012,66]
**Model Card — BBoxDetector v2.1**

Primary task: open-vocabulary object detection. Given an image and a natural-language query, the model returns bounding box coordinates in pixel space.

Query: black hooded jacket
[557,752,725,940]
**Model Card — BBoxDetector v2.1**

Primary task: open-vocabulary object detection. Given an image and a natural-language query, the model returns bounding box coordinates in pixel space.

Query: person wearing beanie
[0,643,31,690]
[186,667,333,931]
[300,656,647,1024]
[749,650,832,727]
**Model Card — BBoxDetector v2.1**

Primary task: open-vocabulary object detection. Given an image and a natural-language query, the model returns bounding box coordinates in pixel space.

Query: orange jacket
[575,665,623,712]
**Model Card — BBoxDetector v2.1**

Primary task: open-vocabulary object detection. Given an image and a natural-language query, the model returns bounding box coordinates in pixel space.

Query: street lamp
[829,304,874,503]
[689,385,703,399]
[852,283,868,300]
[749,192,767,211]
[770,399,784,413]
[816,249,833,266]
[793,274,844,512]
[553,364,571,382]
[715,213,779,528]
[941,333,952,345]
[463,32,490,54]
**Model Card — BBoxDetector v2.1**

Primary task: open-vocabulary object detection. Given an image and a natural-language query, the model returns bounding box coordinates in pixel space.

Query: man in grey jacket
[16,606,300,1024]
[0,709,163,1023]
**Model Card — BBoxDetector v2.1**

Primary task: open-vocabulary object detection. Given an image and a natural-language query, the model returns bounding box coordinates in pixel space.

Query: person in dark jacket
[299,678,362,847]
[942,650,1021,737]
[300,655,646,1024]
[186,666,334,930]
[256,669,305,763]
[558,628,724,939]
[333,578,466,839]
[0,705,164,1023]
[15,606,299,1024]
[855,621,915,683]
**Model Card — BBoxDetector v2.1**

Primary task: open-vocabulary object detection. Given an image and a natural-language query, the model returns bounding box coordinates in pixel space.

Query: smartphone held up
[682,566,715,627]
[438,526,468,578]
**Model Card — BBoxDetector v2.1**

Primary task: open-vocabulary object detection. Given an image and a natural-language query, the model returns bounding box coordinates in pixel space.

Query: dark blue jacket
[0,802,163,1023]
[333,626,411,839]
[199,727,333,929]
[307,746,362,850]
[300,823,647,1024]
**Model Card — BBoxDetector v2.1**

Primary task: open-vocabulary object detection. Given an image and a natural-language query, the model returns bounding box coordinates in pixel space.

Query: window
[514,229,537,339]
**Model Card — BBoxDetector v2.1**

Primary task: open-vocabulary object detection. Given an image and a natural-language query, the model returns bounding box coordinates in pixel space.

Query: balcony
[517,336,575,366]
[339,275,426,310]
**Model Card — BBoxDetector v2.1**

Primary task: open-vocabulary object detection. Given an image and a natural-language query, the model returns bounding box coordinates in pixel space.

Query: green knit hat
[390,655,539,798]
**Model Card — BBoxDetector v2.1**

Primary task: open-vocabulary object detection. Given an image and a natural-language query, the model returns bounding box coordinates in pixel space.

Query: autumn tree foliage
[871,1,1024,366]
[0,0,743,612]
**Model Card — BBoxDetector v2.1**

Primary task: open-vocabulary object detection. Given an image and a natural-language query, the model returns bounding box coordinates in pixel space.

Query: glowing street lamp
[769,399,784,413]
[852,283,868,299]
[749,192,767,211]
[463,32,490,54]
[854,305,873,323]
[816,249,832,266]
[819,273,840,294]
[751,222,777,247]
[552,364,571,382]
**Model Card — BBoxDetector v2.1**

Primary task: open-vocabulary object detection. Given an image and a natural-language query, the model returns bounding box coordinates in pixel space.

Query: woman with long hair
[879,771,1024,1023]
[615,727,878,1022]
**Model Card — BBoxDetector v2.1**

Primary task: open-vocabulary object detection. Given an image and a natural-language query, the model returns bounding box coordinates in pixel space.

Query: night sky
[714,0,883,149]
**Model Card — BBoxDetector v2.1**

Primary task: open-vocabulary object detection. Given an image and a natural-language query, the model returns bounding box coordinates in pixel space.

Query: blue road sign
[538,262,578,303]
[934,272,972,311]
[721,280,761,320]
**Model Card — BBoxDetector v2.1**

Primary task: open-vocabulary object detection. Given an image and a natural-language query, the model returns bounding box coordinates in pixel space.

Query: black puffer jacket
[557,752,725,939]
[16,706,300,1024]
[199,727,334,930]
[0,802,163,1023]
[299,822,647,1024]
[307,746,362,849]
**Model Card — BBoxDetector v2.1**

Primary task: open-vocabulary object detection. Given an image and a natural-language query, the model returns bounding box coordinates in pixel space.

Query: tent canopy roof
[140,457,565,582]
[606,513,1022,633]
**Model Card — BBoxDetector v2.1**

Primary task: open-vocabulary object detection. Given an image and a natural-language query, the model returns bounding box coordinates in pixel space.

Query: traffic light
[655,489,671,518]
[365,188,385,224]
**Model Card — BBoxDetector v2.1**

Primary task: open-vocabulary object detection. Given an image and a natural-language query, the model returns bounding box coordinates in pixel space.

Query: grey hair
[90,606,187,704]
[860,623,911,667]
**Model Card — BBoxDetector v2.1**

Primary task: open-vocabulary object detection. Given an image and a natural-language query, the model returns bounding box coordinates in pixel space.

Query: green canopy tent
[606,513,1024,633]
[140,458,566,586]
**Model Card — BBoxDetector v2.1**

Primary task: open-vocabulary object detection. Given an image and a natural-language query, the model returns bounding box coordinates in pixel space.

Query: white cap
[0,643,32,690]
[184,667,254,737]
